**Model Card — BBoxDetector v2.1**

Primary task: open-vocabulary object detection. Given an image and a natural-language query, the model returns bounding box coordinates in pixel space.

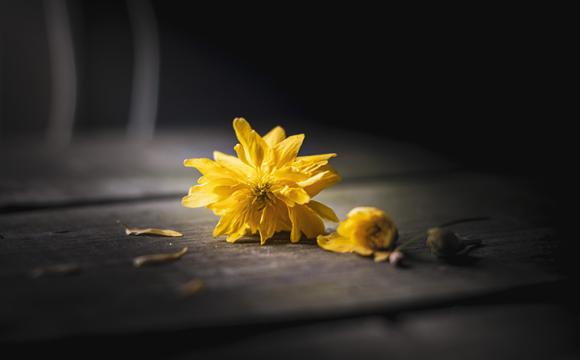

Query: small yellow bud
[339,207,398,250]
[317,206,399,260]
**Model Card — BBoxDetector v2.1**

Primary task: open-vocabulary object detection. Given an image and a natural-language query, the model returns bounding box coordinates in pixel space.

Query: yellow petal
[307,200,339,222]
[299,168,341,196]
[258,204,277,244]
[234,143,248,164]
[263,126,286,146]
[213,151,254,178]
[183,158,237,180]
[233,117,267,167]
[182,185,220,208]
[275,185,310,206]
[133,247,188,267]
[294,153,337,173]
[288,204,325,242]
[317,233,373,256]
[295,153,336,165]
[207,188,251,216]
[272,134,304,167]
[125,227,183,237]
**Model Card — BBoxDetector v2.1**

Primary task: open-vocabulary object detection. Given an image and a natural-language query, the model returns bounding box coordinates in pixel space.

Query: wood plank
[185,305,577,360]
[0,172,561,342]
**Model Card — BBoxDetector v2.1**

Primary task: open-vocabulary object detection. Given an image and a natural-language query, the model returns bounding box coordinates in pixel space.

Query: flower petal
[233,117,267,167]
[258,204,277,244]
[298,167,341,196]
[184,158,238,180]
[213,151,254,178]
[274,185,310,206]
[307,200,339,222]
[317,232,373,256]
[288,204,325,242]
[272,134,304,167]
[263,126,286,147]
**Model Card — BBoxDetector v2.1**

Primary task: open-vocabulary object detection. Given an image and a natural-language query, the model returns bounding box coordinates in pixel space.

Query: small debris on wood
[30,263,81,278]
[133,247,188,267]
[179,279,204,298]
[388,251,405,266]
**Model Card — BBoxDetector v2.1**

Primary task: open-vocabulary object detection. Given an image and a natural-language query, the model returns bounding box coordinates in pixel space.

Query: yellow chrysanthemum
[182,118,341,244]
[317,207,398,261]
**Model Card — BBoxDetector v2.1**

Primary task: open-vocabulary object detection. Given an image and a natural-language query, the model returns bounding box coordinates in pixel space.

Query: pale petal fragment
[125,227,183,237]
[133,247,188,267]
[179,279,204,298]
[307,200,339,222]
[30,263,81,278]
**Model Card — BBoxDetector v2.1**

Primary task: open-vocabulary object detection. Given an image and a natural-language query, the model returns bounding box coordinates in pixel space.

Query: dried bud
[426,227,464,257]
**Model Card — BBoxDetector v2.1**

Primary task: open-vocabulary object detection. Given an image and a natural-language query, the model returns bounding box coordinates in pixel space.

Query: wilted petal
[317,232,373,256]
[307,200,339,222]
[288,204,325,242]
[298,168,341,197]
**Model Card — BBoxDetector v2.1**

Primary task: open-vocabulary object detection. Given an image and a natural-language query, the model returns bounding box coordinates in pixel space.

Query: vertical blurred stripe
[127,0,160,142]
[45,0,77,146]
[0,33,3,142]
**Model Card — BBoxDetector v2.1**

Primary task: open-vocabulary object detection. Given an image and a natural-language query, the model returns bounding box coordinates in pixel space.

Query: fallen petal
[179,279,204,298]
[125,227,183,237]
[30,263,81,278]
[133,247,188,267]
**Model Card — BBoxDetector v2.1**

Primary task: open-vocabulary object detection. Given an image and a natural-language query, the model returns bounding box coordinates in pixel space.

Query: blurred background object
[0,0,561,174]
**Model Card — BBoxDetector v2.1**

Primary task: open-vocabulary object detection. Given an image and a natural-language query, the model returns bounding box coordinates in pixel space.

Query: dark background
[0,1,562,173]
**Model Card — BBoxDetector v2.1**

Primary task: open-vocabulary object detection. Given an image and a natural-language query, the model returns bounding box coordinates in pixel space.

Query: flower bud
[426,227,464,257]
[338,207,398,250]
[389,250,404,266]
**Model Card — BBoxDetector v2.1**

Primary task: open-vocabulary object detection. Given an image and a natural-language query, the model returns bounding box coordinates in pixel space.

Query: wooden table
[0,129,574,359]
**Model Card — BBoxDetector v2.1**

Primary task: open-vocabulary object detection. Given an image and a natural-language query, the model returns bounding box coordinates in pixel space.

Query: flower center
[366,222,389,249]
[252,182,273,210]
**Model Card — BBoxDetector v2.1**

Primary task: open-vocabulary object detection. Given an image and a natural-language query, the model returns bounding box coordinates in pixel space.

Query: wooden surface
[0,130,573,358]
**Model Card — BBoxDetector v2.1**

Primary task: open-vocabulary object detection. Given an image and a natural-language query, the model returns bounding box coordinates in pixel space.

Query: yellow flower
[317,207,398,261]
[182,118,341,244]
